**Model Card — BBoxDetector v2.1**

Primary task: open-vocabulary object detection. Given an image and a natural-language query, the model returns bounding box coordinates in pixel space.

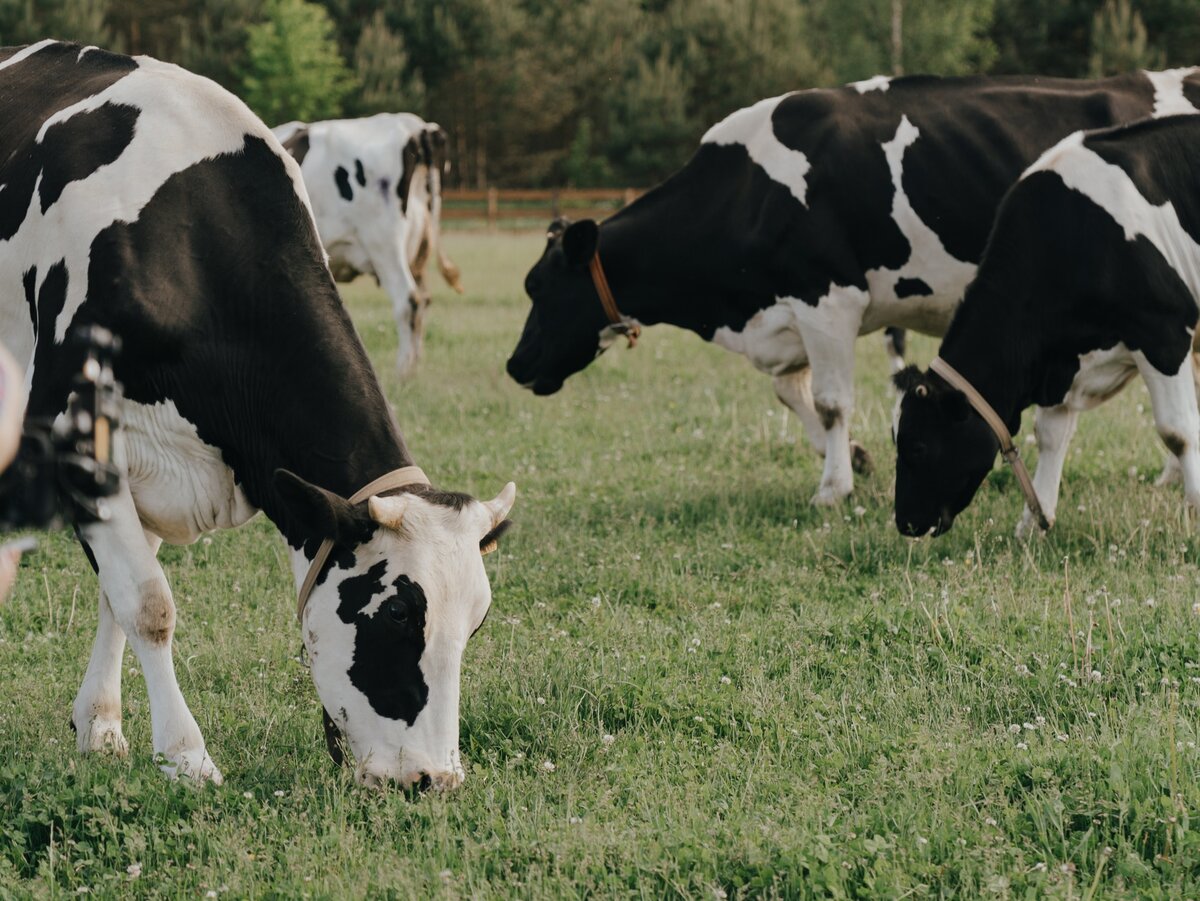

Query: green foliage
[240,0,355,124]
[349,10,424,116]
[1090,0,1163,76]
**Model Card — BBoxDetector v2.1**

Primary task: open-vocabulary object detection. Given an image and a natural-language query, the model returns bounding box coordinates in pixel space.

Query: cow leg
[1137,352,1200,513]
[883,327,907,375]
[1156,352,1200,487]
[791,286,871,505]
[78,486,222,784]
[773,368,826,457]
[72,589,129,755]
[1015,404,1079,538]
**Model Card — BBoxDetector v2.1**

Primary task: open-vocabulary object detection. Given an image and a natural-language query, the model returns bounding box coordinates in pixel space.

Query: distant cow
[507,69,1200,505]
[894,114,1200,537]
[274,114,462,376]
[3,41,514,788]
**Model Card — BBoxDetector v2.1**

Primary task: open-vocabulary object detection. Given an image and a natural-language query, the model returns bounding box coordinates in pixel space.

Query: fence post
[552,189,561,219]
[486,187,498,229]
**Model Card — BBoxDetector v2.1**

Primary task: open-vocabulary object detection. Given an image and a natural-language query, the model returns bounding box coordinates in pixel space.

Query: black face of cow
[892,367,998,537]
[506,219,611,395]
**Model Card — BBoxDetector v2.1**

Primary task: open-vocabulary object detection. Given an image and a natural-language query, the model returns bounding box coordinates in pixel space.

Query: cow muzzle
[354,762,465,793]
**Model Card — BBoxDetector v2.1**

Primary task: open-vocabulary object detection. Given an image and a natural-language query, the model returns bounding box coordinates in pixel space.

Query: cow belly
[119,398,258,544]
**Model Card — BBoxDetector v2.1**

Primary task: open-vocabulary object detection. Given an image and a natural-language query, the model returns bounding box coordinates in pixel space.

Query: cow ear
[562,219,599,268]
[273,469,366,541]
[892,365,925,395]
[546,217,570,241]
[939,389,971,422]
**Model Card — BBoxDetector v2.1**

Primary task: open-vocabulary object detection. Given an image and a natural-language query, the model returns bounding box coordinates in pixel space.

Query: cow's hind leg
[1137,351,1200,514]
[78,486,221,784]
[883,327,907,375]
[791,286,871,504]
[1015,404,1079,539]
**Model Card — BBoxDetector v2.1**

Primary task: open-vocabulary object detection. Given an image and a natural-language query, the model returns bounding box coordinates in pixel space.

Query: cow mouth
[506,353,563,395]
[897,508,955,538]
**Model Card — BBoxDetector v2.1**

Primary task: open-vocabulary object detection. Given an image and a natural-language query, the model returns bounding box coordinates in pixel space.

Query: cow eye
[385,599,409,625]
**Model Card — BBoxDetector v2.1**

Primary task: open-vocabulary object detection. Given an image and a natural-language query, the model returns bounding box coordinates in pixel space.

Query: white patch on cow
[0,39,56,73]
[850,74,891,94]
[76,45,99,62]
[1146,67,1200,118]
[1027,132,1200,308]
[118,398,258,544]
[702,94,810,206]
[863,115,978,335]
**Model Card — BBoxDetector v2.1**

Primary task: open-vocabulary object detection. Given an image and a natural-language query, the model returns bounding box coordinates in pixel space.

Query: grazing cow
[0,41,515,788]
[893,113,1200,537]
[507,69,1200,505]
[273,114,462,377]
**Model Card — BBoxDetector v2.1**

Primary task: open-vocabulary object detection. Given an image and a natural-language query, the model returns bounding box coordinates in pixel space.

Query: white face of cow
[298,482,515,790]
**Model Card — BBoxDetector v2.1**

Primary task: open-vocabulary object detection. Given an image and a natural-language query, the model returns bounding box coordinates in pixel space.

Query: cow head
[275,470,516,790]
[506,218,616,395]
[892,366,997,536]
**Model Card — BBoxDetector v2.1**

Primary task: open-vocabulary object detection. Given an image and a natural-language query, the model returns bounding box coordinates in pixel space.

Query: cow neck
[229,280,413,553]
[598,186,744,339]
[936,278,1040,437]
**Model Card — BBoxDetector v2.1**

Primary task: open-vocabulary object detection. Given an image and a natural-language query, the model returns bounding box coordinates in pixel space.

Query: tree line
[4,0,1197,187]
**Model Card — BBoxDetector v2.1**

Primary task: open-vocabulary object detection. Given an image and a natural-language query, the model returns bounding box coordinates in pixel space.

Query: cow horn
[483,482,517,529]
[368,494,413,530]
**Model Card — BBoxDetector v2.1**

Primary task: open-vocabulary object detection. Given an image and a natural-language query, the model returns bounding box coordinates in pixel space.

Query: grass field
[4,232,1200,898]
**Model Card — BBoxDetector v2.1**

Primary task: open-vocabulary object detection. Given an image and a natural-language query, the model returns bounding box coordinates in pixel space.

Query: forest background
[4,0,1192,188]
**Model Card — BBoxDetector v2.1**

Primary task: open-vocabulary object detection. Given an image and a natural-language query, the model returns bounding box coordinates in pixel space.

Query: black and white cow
[0,41,515,788]
[507,69,1200,505]
[273,114,462,377]
[894,114,1200,537]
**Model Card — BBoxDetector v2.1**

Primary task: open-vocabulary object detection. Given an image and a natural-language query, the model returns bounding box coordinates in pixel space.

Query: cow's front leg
[72,589,130,755]
[790,287,870,505]
[1015,404,1079,538]
[78,488,222,784]
[1137,351,1200,514]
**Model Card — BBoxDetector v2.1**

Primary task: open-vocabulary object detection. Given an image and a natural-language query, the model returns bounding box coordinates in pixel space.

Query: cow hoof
[1156,457,1183,487]
[75,716,129,756]
[1014,511,1054,540]
[158,749,223,785]
[810,484,852,507]
[850,442,874,476]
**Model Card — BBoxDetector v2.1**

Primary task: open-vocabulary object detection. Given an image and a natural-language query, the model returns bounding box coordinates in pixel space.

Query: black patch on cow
[74,527,100,574]
[26,261,69,414]
[895,278,932,298]
[39,102,139,212]
[334,165,353,201]
[283,129,309,165]
[354,158,366,187]
[22,267,37,333]
[337,565,430,725]
[0,43,137,242]
[53,134,413,549]
[322,707,346,765]
[399,135,421,213]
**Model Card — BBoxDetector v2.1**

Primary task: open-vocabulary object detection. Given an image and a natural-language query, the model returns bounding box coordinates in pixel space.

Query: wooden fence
[441,187,641,227]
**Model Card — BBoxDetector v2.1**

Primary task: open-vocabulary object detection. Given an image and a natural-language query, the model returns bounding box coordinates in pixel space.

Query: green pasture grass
[4,232,1200,897]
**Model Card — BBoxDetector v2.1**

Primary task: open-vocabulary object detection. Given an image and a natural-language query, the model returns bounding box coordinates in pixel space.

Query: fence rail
[442,187,641,227]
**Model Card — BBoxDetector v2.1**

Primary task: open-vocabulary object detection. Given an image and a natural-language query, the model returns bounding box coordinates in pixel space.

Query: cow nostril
[417,773,433,793]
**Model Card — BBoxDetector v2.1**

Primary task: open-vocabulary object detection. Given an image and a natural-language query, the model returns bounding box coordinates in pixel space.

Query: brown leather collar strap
[588,252,641,348]
[295,465,430,620]
[928,357,1051,531]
